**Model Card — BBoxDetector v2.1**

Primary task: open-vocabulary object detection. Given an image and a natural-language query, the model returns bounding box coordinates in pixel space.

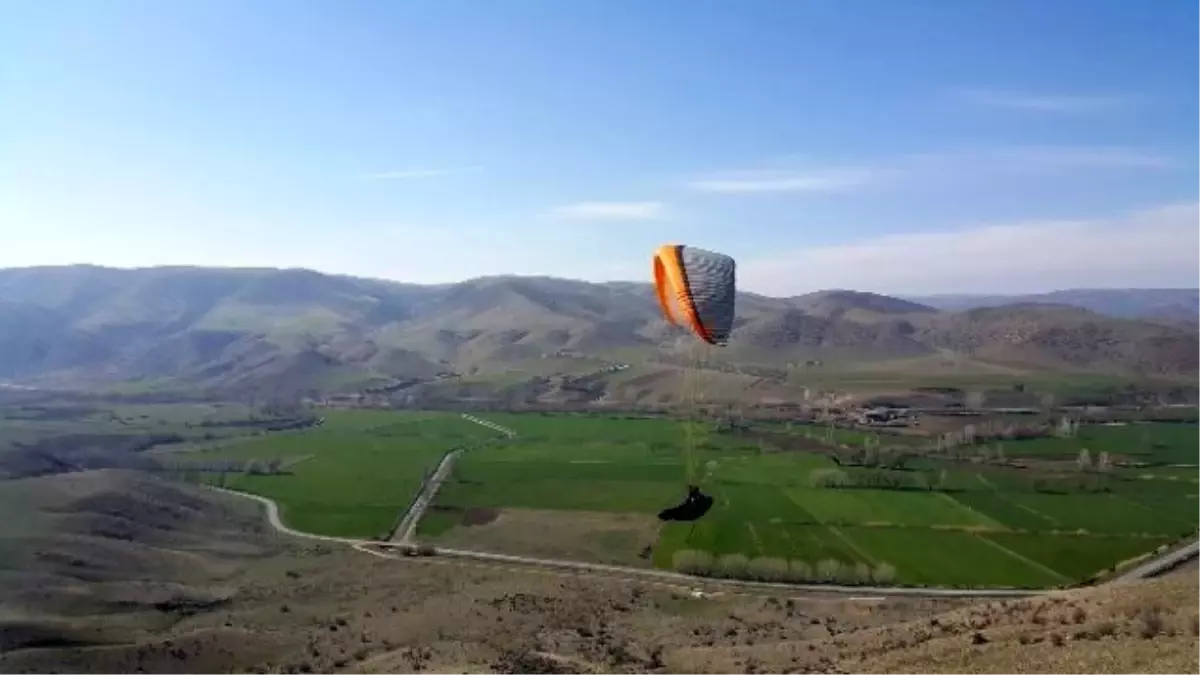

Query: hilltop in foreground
[0,266,1195,405]
[0,470,1194,674]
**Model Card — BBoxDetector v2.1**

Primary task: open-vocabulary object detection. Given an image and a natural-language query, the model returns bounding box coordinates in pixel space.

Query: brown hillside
[923,304,1199,376]
[0,266,1196,398]
[0,470,282,663]
[666,573,1200,673]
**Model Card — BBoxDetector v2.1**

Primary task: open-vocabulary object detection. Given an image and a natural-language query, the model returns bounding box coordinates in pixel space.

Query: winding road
[207,412,1198,600]
[213,483,1036,598]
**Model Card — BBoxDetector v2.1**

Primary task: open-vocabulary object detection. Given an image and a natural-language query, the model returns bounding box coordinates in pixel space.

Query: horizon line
[0,262,1196,300]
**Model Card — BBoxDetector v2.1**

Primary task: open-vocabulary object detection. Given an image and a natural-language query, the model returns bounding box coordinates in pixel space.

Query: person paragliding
[651,243,736,522]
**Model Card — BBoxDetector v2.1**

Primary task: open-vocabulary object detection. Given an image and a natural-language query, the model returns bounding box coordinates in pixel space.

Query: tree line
[672,550,897,585]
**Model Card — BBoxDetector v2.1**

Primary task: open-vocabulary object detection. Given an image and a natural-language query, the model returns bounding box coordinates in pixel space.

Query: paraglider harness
[657,484,714,522]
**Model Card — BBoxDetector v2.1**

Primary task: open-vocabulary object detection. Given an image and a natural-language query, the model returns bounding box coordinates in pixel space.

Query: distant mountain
[909,288,1199,322]
[791,290,939,320]
[0,266,1195,402]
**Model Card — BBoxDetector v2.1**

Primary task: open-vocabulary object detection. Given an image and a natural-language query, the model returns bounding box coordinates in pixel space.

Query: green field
[422,413,1196,588]
[169,408,1197,588]
[181,410,506,537]
[0,401,295,455]
[998,422,1200,464]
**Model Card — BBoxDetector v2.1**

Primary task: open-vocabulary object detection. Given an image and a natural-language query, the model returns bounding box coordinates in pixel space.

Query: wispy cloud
[955,88,1135,113]
[686,168,877,194]
[988,145,1175,169]
[357,166,482,180]
[548,201,666,220]
[739,202,1200,296]
[903,145,1177,175]
[687,145,1170,199]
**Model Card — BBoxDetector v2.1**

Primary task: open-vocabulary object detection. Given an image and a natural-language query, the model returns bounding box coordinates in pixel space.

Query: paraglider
[652,244,737,347]
[651,244,736,522]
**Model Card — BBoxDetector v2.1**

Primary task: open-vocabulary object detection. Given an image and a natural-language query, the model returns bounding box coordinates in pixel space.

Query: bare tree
[963,424,977,445]
[1077,448,1092,472]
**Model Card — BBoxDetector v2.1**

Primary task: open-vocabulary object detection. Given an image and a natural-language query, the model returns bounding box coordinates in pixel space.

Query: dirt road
[388,448,462,544]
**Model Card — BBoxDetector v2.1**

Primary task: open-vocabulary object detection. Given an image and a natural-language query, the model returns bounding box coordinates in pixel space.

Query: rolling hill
[910,288,1200,323]
[0,265,1195,402]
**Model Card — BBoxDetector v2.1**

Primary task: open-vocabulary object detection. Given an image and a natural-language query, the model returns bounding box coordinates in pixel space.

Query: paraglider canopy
[652,244,736,346]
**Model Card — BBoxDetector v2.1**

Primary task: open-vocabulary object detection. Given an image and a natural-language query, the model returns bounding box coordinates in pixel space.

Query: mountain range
[0,265,1195,403]
[907,289,1199,323]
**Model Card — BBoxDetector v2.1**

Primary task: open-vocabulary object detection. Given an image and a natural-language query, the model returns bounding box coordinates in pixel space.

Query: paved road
[389,448,462,544]
[1112,539,1199,583]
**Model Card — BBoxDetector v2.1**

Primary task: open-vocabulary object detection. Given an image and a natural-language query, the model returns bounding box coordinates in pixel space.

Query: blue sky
[2,0,1197,295]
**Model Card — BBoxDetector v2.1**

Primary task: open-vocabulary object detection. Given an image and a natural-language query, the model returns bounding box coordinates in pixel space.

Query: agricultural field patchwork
[161,406,1197,589]
[0,401,273,453]
[423,414,1198,588]
[176,409,506,537]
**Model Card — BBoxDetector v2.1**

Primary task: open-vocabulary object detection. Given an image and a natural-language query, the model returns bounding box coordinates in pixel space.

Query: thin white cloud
[900,146,1177,178]
[955,88,1135,113]
[548,201,666,220]
[357,166,481,180]
[987,146,1175,169]
[739,202,1200,296]
[687,168,877,194]
[685,144,1169,198]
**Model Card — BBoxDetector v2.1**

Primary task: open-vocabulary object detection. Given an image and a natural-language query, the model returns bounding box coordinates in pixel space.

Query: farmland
[0,401,269,453]
[419,412,1197,588]
[180,410,504,536]
[160,407,1199,589]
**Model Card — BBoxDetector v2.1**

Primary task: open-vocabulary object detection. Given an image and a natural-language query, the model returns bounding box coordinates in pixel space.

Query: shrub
[1138,608,1164,639]
[815,558,843,582]
[715,553,749,579]
[673,549,715,576]
[853,562,873,585]
[786,560,813,583]
[809,468,850,489]
[1071,606,1087,624]
[746,557,789,582]
[871,563,897,584]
